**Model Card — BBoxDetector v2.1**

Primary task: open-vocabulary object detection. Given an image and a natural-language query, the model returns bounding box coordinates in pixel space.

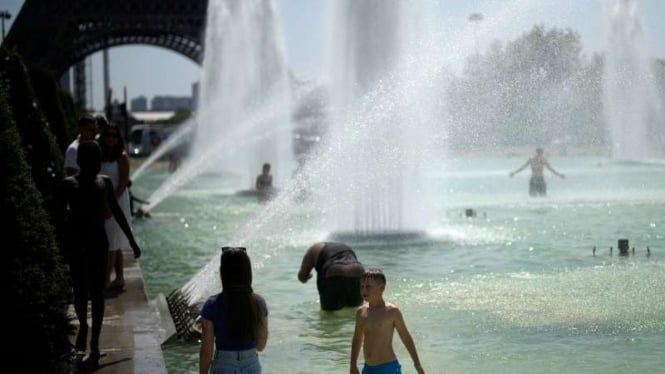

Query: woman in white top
[99,123,132,290]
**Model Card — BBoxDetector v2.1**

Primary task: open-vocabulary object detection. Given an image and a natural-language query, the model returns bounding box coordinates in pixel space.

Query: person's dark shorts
[529,176,546,196]
[317,276,363,311]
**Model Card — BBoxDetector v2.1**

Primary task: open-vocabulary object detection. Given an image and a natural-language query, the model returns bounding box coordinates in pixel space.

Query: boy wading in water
[350,269,425,374]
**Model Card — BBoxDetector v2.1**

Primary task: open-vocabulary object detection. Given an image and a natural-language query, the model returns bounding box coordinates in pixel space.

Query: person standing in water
[350,269,425,374]
[509,147,565,196]
[255,162,273,202]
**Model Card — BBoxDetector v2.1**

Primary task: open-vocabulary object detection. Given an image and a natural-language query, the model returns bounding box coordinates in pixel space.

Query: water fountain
[172,0,574,304]
[168,0,452,309]
[323,0,436,245]
[603,0,665,161]
[137,0,293,212]
[139,2,665,373]
[194,0,293,187]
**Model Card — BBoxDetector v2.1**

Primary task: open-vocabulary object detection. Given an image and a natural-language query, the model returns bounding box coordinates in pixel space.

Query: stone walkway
[70,249,167,374]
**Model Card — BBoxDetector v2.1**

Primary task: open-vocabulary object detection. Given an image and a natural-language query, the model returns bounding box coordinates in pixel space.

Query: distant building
[131,95,148,111]
[151,95,193,111]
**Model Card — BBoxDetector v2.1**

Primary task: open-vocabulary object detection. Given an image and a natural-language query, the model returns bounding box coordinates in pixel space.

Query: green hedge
[0,48,64,218]
[29,64,79,153]
[1,74,73,373]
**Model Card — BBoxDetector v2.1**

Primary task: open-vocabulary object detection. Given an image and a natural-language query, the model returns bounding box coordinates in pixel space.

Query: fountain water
[130,119,194,182]
[137,2,665,373]
[323,0,438,244]
[603,0,665,161]
[139,0,293,212]
[194,0,293,187]
[177,0,455,304]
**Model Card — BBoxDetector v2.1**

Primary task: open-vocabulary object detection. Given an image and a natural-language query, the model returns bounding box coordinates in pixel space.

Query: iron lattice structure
[3,0,208,76]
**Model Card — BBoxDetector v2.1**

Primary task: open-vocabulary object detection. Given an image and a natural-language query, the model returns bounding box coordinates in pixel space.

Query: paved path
[70,249,167,374]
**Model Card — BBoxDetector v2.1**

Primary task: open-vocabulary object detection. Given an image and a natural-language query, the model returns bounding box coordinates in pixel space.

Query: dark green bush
[29,64,77,153]
[0,48,64,217]
[1,75,73,373]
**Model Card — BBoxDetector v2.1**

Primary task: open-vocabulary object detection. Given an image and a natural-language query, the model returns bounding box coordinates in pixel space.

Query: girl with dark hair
[199,247,269,374]
[99,122,133,290]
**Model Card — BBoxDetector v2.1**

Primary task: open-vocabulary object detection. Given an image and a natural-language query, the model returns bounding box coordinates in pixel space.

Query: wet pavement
[69,249,167,374]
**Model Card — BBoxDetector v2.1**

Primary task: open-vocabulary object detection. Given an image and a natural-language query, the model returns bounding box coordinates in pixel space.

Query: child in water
[350,269,425,374]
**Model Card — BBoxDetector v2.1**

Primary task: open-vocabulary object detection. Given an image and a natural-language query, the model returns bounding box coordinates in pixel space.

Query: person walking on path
[350,269,425,374]
[56,141,140,366]
[99,123,133,291]
[298,242,365,311]
[199,247,269,374]
[509,147,565,197]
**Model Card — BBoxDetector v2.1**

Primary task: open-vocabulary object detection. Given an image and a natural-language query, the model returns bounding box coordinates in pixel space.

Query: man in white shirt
[64,114,99,176]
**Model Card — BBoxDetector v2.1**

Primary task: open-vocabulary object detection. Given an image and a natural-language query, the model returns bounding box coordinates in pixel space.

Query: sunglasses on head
[221,246,247,252]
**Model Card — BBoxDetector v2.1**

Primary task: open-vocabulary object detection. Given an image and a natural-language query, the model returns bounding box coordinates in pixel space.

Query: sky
[2,0,665,111]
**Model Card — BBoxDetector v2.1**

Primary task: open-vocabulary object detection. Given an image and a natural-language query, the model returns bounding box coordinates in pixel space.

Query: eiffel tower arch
[3,0,208,109]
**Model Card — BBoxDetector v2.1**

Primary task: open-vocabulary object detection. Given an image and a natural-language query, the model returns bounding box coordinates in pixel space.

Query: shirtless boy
[350,269,424,374]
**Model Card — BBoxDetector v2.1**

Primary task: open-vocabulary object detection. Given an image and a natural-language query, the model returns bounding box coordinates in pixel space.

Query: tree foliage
[446,25,605,151]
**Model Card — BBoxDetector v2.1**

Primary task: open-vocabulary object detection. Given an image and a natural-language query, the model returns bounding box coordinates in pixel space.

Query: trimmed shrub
[29,64,77,153]
[0,48,64,217]
[1,74,73,373]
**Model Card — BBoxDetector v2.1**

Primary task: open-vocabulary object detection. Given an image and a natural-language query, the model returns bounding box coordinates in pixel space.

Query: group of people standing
[58,114,141,367]
[199,242,425,374]
[64,114,135,291]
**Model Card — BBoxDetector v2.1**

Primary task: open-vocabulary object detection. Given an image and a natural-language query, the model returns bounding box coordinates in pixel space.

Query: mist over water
[324,0,437,235]
[181,0,450,302]
[194,0,292,187]
[129,2,665,372]
[138,0,665,307]
[603,0,665,161]
[137,0,293,211]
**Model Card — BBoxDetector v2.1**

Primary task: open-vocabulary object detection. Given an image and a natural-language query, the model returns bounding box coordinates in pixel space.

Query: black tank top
[315,242,360,274]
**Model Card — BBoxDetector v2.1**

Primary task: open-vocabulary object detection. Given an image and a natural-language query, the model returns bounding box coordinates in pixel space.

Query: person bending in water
[509,147,565,197]
[298,242,365,311]
[350,269,425,374]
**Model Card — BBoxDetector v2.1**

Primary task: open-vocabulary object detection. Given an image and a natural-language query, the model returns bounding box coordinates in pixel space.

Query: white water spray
[603,0,665,161]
